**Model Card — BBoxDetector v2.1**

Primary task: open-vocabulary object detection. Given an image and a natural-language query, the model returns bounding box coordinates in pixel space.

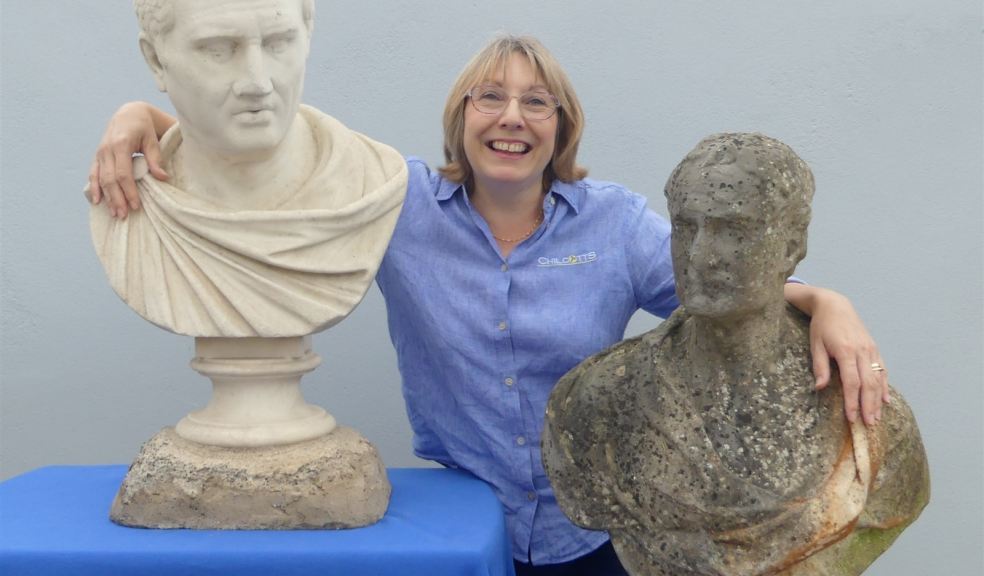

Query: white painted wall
[1,1,981,574]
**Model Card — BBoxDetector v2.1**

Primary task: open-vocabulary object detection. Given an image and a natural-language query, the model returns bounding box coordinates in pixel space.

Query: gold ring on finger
[870,362,886,372]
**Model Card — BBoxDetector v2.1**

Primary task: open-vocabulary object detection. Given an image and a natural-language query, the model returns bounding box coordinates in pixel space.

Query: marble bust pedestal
[109,337,390,529]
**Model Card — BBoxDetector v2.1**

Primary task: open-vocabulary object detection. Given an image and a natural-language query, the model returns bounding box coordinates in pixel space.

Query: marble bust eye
[198,38,238,63]
[264,32,296,55]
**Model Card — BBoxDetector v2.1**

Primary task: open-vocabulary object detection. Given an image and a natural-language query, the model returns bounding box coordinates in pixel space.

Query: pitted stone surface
[544,312,929,575]
[110,426,391,529]
[542,133,929,575]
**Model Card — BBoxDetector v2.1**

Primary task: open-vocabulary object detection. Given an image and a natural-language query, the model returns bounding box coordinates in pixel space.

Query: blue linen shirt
[376,158,679,564]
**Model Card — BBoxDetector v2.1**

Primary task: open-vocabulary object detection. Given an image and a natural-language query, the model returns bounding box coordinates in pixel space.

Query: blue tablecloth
[0,465,515,576]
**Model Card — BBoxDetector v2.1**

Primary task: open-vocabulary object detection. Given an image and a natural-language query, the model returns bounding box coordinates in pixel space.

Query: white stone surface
[175,336,336,447]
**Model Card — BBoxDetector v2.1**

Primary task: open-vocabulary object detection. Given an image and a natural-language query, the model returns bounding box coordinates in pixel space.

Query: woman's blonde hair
[439,35,587,186]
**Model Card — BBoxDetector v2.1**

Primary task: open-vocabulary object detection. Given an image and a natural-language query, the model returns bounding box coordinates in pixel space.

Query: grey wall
[1,1,981,574]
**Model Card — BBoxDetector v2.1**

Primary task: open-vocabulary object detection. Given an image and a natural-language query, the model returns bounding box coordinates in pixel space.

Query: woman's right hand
[87,101,174,219]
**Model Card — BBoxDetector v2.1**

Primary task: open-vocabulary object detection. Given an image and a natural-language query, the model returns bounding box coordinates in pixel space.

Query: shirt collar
[548,179,582,214]
[435,176,461,201]
[436,177,583,215]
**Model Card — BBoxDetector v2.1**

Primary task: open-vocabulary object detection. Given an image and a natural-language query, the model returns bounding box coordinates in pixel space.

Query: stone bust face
[138,0,312,157]
[665,135,812,318]
[668,175,788,317]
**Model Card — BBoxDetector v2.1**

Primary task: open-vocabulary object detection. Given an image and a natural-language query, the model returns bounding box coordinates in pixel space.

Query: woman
[87,35,889,575]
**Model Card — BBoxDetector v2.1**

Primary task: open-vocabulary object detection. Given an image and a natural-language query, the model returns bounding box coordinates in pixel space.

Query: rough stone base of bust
[109,426,390,529]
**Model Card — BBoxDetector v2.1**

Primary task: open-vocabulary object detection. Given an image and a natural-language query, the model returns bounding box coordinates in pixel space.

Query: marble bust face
[137,0,312,157]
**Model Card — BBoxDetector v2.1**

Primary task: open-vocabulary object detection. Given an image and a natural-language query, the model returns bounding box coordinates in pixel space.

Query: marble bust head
[135,0,314,157]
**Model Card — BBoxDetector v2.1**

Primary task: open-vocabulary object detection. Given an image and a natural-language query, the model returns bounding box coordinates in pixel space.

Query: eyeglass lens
[469,85,558,120]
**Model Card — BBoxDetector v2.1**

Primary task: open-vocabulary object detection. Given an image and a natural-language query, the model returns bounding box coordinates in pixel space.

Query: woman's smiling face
[462,53,558,196]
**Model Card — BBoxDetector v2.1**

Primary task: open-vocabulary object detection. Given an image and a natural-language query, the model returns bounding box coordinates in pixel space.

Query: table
[0,465,515,576]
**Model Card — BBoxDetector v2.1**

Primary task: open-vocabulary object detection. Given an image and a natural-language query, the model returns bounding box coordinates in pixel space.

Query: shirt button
[501,263,509,272]
[504,377,514,387]
[516,436,526,446]
[549,196,557,206]
[527,491,537,501]
[498,321,507,331]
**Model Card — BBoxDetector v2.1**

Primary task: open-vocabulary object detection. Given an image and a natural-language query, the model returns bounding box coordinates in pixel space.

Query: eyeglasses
[466,84,560,121]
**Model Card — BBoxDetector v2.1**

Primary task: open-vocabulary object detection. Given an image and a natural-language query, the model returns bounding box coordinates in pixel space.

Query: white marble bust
[92,0,400,529]
[90,0,407,337]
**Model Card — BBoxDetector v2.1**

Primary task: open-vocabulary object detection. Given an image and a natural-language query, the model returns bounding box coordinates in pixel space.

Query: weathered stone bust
[88,0,405,529]
[543,133,929,575]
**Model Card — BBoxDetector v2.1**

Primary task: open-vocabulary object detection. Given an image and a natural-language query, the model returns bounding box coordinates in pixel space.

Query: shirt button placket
[494,255,533,541]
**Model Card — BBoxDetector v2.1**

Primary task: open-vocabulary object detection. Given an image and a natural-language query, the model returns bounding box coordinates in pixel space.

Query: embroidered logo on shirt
[536,252,598,267]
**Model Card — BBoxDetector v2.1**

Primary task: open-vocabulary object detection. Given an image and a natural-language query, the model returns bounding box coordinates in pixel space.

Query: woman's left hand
[784,284,890,426]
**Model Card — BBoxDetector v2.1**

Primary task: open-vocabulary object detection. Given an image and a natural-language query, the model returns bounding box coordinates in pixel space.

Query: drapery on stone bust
[89,0,407,338]
[543,134,929,575]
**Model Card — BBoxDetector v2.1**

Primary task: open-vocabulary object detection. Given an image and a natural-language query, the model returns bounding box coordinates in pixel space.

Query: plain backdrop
[1,1,981,574]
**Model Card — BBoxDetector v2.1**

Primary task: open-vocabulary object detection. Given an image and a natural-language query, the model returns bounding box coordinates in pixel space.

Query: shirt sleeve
[624,196,679,318]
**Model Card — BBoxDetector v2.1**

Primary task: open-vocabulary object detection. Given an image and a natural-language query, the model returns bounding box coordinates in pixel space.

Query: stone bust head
[664,133,814,319]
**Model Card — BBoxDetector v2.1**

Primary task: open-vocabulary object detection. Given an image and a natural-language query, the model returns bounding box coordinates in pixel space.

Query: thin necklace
[491,209,544,243]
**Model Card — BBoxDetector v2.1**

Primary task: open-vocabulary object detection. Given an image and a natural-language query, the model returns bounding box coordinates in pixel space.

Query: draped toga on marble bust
[90,105,406,337]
